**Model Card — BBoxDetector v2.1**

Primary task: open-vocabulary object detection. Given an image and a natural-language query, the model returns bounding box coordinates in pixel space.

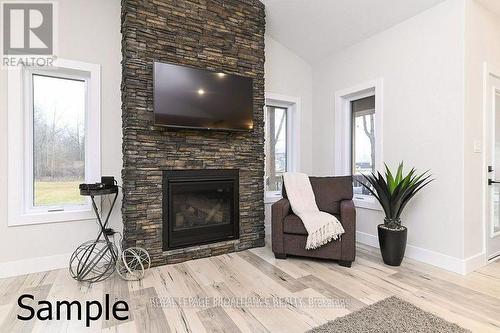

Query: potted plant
[360,162,433,266]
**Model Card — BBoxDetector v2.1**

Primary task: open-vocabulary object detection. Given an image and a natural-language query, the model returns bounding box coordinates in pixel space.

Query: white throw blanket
[283,172,345,250]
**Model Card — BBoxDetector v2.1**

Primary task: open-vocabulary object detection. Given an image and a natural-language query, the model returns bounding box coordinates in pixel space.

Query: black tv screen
[153,62,254,131]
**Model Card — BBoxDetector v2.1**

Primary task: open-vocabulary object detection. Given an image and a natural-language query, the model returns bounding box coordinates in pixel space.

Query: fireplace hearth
[163,170,239,250]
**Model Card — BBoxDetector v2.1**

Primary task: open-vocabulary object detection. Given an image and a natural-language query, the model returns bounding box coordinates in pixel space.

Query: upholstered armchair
[271,176,356,267]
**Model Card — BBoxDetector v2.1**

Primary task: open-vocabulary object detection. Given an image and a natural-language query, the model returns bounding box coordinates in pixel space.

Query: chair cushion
[283,213,340,235]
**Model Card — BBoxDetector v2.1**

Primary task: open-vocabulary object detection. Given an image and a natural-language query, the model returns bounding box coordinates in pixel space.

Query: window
[33,74,87,207]
[265,106,287,193]
[351,96,375,196]
[8,59,101,226]
[264,94,301,202]
[334,79,383,210]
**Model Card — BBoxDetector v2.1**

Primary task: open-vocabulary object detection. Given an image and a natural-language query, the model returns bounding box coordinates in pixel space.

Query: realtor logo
[1,1,56,67]
[3,2,53,55]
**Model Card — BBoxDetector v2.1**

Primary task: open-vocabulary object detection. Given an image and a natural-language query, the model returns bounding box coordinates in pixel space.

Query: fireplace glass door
[163,169,239,250]
[170,181,233,231]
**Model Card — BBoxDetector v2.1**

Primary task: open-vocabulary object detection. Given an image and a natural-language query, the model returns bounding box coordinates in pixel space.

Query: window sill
[264,193,282,204]
[353,195,382,211]
[8,208,96,227]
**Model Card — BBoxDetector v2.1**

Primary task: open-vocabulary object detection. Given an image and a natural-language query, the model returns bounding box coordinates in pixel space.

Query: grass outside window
[34,181,85,206]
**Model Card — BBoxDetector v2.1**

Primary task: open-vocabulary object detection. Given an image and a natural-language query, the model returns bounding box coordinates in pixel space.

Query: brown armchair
[271,176,356,267]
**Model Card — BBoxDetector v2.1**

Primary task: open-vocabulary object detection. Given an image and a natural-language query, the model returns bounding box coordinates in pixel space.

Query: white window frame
[264,93,301,204]
[7,59,101,226]
[334,79,383,210]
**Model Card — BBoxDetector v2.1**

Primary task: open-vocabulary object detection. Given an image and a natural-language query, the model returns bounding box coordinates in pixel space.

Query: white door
[486,73,500,260]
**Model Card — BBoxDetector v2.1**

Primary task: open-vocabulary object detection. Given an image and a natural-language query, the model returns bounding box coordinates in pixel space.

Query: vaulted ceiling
[261,0,447,63]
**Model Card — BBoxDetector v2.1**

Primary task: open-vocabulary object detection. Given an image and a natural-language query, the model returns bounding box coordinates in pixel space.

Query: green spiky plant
[360,162,434,229]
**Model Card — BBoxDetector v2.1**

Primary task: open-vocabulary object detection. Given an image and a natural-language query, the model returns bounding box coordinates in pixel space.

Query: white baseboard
[356,231,486,275]
[356,230,379,248]
[0,253,71,279]
[463,252,487,274]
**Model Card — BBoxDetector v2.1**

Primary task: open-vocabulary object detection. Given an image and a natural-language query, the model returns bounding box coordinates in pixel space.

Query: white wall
[463,0,500,258]
[264,36,313,234]
[0,0,122,276]
[265,36,314,174]
[311,0,466,263]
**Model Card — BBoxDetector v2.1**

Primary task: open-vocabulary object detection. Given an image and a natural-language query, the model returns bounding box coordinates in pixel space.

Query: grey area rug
[308,296,471,333]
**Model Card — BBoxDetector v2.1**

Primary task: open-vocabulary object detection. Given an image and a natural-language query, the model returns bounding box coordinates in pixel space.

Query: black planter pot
[377,224,407,266]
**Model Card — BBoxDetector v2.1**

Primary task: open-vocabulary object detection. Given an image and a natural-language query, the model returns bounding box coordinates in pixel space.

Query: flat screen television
[153,62,254,131]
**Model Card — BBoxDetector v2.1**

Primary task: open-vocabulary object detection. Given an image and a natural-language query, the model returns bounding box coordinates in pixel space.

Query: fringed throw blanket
[283,172,345,249]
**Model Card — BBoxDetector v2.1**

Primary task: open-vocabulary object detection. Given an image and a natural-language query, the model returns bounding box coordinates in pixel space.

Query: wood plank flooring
[1,242,499,333]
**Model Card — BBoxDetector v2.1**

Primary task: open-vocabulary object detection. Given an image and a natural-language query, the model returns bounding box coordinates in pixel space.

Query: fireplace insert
[163,169,239,250]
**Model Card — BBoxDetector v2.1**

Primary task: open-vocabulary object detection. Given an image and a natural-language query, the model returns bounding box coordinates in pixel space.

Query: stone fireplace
[121,0,265,266]
[163,170,239,250]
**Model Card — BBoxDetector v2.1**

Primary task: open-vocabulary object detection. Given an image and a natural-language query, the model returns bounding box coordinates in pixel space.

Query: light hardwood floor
[1,242,499,333]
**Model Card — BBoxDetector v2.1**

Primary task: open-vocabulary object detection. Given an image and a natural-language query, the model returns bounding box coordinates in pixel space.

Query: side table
[69,186,119,283]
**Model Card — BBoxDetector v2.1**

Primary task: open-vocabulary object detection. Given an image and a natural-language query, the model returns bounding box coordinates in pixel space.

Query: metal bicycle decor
[69,183,151,283]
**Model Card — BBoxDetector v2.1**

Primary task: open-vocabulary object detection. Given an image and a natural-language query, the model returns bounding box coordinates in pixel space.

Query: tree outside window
[265,106,287,193]
[351,96,375,196]
[32,74,86,207]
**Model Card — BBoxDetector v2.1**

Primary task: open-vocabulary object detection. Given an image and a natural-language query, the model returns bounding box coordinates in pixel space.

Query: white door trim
[482,61,500,262]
